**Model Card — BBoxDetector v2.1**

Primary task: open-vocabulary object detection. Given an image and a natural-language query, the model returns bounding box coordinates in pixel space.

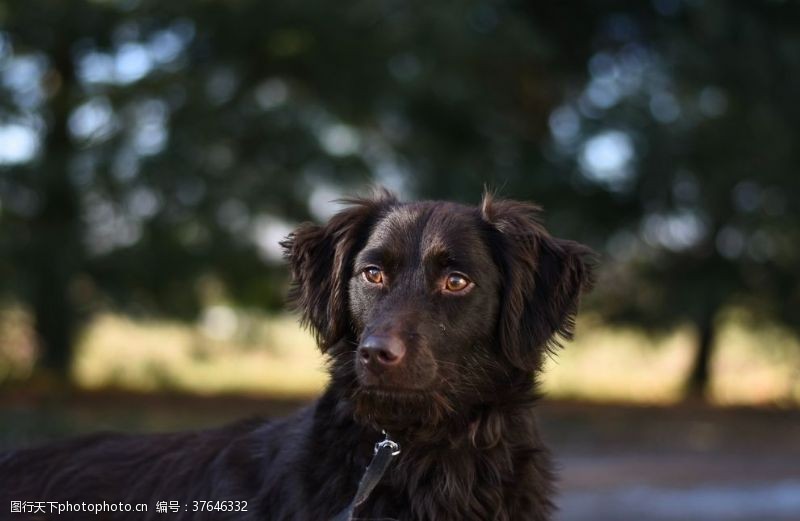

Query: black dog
[0,192,594,520]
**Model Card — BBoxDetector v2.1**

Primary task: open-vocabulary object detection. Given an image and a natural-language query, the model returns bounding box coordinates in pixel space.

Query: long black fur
[0,191,594,520]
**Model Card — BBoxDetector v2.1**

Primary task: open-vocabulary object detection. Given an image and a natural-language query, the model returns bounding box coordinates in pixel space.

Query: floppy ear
[281,191,397,351]
[481,194,596,371]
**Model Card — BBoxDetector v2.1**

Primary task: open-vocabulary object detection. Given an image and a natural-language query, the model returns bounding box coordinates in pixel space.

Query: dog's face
[348,201,502,393]
[283,192,593,437]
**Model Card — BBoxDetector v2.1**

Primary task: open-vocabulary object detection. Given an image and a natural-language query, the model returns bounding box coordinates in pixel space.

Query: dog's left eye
[363,266,384,285]
[444,273,471,292]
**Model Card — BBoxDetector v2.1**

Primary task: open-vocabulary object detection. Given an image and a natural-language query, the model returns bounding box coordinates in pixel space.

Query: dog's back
[0,419,265,520]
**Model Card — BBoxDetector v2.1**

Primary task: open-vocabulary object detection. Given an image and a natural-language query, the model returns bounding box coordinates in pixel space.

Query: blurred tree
[0,0,572,382]
[0,0,797,400]
[541,1,800,398]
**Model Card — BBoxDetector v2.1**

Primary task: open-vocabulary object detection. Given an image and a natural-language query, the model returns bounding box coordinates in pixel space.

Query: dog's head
[282,191,594,437]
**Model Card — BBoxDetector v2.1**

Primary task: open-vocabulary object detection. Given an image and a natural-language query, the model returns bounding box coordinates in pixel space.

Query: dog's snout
[358,335,406,370]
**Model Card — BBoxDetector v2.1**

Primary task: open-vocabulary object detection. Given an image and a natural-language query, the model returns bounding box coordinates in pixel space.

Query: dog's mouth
[351,384,456,437]
[353,385,434,411]
[358,385,429,396]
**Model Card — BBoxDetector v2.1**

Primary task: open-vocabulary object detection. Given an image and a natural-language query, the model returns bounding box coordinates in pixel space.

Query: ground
[1,391,798,520]
[545,402,800,521]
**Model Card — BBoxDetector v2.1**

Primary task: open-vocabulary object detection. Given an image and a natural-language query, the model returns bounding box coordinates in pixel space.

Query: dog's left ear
[281,191,397,351]
[481,194,596,371]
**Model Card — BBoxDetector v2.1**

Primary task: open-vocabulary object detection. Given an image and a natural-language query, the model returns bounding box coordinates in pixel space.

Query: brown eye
[444,273,471,292]
[363,266,384,285]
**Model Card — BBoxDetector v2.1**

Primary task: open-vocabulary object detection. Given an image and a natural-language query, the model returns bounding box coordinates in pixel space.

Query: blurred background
[1,0,799,519]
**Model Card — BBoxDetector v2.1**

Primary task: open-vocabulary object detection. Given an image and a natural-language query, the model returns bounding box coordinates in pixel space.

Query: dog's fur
[0,192,594,520]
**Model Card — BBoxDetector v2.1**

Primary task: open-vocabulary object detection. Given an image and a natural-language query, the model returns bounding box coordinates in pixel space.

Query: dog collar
[331,431,401,521]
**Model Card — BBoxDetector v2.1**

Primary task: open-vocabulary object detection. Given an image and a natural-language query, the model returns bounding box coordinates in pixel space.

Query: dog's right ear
[281,190,397,352]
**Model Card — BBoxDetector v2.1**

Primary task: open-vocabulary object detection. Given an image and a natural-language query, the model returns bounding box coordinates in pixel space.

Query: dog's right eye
[362,266,384,285]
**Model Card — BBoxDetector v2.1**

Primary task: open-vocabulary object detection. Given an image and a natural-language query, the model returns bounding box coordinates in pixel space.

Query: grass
[74,312,328,397]
[543,313,800,405]
[2,307,799,405]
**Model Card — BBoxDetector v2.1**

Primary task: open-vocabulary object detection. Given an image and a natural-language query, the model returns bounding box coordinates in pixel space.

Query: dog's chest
[355,446,527,521]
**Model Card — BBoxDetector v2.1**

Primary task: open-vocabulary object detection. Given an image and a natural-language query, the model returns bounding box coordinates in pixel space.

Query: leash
[331,431,401,521]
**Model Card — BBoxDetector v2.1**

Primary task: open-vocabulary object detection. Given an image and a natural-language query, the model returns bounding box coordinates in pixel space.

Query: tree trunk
[32,266,76,376]
[29,42,81,382]
[686,313,716,400]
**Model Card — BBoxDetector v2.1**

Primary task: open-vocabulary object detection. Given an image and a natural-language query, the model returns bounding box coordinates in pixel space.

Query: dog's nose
[358,335,406,370]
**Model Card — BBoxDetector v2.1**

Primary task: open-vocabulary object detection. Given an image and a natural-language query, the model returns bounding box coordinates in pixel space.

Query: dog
[0,191,594,520]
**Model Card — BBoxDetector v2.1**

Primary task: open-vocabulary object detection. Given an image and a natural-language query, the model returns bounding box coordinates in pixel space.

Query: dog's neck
[308,379,553,521]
